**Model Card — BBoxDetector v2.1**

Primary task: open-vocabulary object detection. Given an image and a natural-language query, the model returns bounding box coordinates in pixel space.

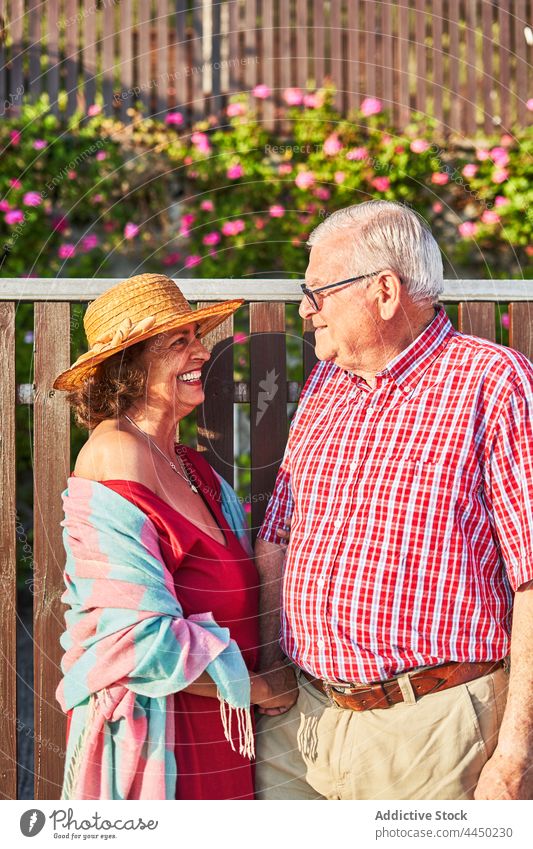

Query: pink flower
[10,130,21,145]
[500,134,513,147]
[334,171,346,184]
[0,200,11,211]
[476,148,490,161]
[346,147,368,161]
[191,132,211,154]
[431,172,449,185]
[162,252,181,266]
[227,102,246,117]
[395,146,405,154]
[124,222,139,240]
[92,193,104,203]
[179,226,191,238]
[254,217,265,230]
[87,104,102,117]
[81,234,100,251]
[432,201,443,213]
[252,84,271,99]
[33,139,47,150]
[227,163,244,179]
[490,146,510,167]
[9,179,22,189]
[221,219,245,236]
[371,176,390,192]
[360,97,382,116]
[23,191,42,206]
[103,221,116,232]
[67,170,77,179]
[481,209,500,225]
[492,168,509,184]
[165,111,184,126]
[295,170,315,190]
[462,163,478,178]
[527,98,533,112]
[202,231,221,246]
[184,254,202,268]
[410,139,430,154]
[234,332,247,344]
[323,133,343,156]
[314,186,331,200]
[96,150,107,161]
[4,209,24,224]
[303,93,322,108]
[525,246,533,257]
[52,215,68,232]
[278,163,293,175]
[494,195,509,207]
[58,243,76,259]
[283,87,303,106]
[200,199,214,211]
[182,213,196,227]
[184,155,193,165]
[269,204,285,218]
[501,312,510,330]
[458,221,477,238]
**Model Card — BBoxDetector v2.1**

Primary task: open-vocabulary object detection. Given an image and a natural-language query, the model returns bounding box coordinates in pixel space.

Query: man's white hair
[307,200,444,304]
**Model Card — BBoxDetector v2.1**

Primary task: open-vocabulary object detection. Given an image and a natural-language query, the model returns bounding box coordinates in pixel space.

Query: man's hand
[251,659,299,716]
[474,747,532,799]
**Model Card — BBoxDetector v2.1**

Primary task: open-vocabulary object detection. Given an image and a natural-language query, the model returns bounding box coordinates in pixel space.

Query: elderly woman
[53,273,296,800]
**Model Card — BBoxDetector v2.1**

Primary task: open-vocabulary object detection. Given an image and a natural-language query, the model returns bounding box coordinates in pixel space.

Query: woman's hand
[251,660,298,716]
[275,516,291,546]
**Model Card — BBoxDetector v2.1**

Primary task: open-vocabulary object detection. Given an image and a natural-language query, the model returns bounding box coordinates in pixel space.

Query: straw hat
[53,273,244,391]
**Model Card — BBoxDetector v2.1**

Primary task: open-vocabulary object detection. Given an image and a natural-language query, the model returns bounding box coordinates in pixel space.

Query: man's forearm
[254,537,286,668]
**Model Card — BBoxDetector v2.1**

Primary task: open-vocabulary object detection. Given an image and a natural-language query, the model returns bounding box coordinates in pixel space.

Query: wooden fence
[0,1,532,133]
[0,277,532,799]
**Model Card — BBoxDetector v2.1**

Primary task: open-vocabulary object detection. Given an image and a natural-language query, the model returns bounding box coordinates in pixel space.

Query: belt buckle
[322,680,342,707]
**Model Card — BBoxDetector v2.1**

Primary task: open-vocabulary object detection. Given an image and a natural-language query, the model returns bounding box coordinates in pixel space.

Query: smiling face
[138,322,211,418]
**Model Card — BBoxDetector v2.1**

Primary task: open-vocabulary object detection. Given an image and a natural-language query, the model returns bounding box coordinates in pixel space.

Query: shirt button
[317,577,325,587]
[350,461,357,471]
[317,639,325,648]
[334,519,342,529]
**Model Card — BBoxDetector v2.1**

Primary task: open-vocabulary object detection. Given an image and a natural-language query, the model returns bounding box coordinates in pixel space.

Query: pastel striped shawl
[56,476,253,800]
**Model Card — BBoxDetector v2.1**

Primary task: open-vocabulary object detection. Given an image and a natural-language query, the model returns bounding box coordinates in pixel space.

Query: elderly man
[254,200,533,800]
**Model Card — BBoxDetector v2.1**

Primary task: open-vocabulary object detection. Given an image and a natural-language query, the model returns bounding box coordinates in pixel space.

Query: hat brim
[53,299,244,391]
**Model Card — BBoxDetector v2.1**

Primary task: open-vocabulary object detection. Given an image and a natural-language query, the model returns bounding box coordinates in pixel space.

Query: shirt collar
[346,307,455,395]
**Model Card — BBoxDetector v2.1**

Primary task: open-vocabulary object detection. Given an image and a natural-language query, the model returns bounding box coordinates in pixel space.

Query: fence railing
[0,1,532,133]
[0,277,532,799]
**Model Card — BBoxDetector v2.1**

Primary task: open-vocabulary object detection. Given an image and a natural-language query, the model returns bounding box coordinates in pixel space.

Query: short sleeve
[257,440,294,544]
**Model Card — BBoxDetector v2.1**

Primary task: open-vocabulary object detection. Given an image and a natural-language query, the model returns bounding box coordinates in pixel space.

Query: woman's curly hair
[67,339,150,431]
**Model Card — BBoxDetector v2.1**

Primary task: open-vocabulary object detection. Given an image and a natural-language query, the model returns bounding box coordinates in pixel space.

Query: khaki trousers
[255,665,509,800]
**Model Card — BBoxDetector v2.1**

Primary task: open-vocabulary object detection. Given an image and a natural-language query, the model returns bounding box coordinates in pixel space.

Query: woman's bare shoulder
[74,420,154,484]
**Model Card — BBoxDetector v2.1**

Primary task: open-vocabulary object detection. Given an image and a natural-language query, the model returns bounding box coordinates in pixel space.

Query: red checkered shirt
[259,307,533,684]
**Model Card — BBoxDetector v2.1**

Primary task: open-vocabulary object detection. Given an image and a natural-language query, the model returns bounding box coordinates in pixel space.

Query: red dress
[68,447,259,800]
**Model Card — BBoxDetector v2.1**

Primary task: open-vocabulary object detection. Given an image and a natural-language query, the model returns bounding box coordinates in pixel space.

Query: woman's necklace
[123,414,199,494]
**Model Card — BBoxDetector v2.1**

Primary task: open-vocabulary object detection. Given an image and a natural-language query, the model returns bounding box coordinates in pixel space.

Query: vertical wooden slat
[250,303,287,540]
[102,0,116,113]
[243,0,256,91]
[481,0,493,134]
[191,0,203,121]
[397,0,409,126]
[313,0,325,87]
[431,0,443,128]
[155,0,169,116]
[296,0,308,90]
[197,311,234,484]
[509,303,533,361]
[279,0,291,92]
[414,0,426,115]
[0,303,17,800]
[302,317,318,383]
[347,0,360,112]
[458,302,496,341]
[175,0,188,114]
[228,0,241,90]
[138,0,152,114]
[330,0,342,111]
[46,0,60,115]
[28,0,41,96]
[119,0,134,120]
[498,1,511,129]
[262,0,275,127]
[0,0,5,104]
[9,0,24,106]
[464,0,477,136]
[33,303,71,801]
[83,0,97,110]
[210,0,222,114]
[381,0,394,114]
[514,0,528,126]
[365,0,377,99]
[64,0,78,117]
[447,0,460,132]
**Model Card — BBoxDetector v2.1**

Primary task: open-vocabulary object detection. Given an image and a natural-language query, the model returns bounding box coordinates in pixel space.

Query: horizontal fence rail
[0,1,531,132]
[0,277,532,799]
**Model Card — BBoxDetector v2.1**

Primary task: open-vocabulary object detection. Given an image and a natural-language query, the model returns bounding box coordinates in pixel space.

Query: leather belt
[300,660,505,711]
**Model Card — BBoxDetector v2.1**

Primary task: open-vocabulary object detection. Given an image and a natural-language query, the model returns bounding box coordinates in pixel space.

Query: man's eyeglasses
[300,270,385,312]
